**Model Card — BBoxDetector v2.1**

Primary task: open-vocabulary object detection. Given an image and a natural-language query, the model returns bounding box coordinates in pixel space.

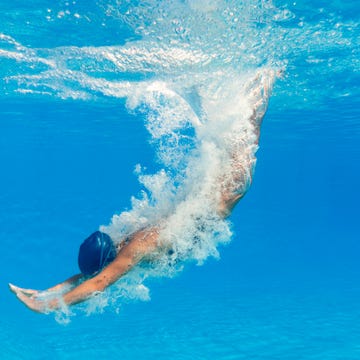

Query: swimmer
[9,72,274,313]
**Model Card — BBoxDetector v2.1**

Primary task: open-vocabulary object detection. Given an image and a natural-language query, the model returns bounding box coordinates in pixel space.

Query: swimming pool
[1,1,359,359]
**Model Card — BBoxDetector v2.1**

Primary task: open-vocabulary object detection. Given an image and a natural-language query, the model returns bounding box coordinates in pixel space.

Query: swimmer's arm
[12,229,159,313]
[9,274,84,297]
[45,273,84,292]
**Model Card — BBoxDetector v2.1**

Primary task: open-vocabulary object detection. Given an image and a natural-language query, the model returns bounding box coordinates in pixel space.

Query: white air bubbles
[273,8,295,22]
[97,69,277,314]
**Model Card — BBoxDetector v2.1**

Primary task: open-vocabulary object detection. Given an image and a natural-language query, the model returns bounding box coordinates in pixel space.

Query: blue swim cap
[78,231,117,276]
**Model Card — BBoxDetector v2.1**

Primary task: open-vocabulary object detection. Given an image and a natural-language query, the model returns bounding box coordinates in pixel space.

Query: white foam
[95,69,278,314]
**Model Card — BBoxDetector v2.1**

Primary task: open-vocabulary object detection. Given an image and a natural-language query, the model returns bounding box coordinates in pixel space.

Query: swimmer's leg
[246,69,276,139]
[217,70,277,217]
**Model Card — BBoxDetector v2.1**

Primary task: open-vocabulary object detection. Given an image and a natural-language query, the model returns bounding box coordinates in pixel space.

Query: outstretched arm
[11,228,159,313]
[9,273,84,298]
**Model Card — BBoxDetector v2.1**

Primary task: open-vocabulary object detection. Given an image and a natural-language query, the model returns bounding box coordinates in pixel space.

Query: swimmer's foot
[245,69,279,128]
[245,68,277,105]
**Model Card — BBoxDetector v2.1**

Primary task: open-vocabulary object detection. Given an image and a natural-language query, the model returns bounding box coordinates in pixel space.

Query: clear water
[1,0,359,359]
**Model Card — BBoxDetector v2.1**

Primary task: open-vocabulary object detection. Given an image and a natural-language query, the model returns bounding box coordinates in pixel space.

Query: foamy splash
[92,68,277,317]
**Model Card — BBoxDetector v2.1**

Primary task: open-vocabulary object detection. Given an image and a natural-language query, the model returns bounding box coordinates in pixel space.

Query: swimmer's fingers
[9,283,39,297]
[20,288,39,296]
[8,283,21,295]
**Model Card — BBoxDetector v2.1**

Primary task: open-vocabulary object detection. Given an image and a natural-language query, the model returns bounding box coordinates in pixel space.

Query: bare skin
[9,73,272,313]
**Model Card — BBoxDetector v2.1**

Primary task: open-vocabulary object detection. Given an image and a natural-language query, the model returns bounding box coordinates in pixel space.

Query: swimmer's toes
[243,73,262,94]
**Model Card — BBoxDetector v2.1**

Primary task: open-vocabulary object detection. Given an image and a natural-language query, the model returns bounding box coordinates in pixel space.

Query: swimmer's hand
[9,283,39,297]
[9,283,55,313]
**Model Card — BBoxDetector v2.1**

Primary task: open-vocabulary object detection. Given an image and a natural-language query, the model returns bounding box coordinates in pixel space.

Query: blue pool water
[1,1,359,359]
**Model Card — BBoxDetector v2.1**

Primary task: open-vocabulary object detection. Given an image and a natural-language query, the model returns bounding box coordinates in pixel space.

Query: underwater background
[1,0,359,359]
